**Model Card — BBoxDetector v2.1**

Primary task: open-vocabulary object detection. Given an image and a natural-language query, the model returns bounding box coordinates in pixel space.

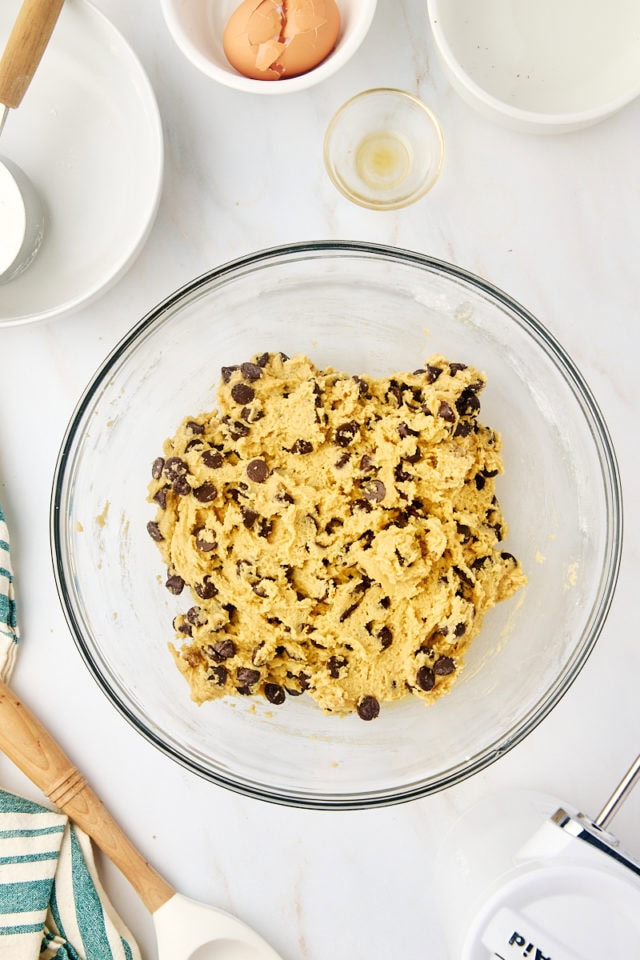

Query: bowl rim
[427,0,640,130]
[159,0,379,95]
[50,240,624,809]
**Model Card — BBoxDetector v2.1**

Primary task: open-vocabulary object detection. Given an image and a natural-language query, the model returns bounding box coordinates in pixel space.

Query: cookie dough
[147,351,526,719]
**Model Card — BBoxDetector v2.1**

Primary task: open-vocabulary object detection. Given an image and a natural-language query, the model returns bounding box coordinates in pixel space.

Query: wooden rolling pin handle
[0,679,175,914]
[0,0,66,109]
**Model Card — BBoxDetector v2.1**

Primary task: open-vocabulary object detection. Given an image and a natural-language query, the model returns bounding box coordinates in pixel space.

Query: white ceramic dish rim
[427,0,640,130]
[50,240,624,809]
[160,0,378,95]
[0,0,164,327]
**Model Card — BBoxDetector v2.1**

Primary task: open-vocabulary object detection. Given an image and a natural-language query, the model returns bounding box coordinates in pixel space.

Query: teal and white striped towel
[0,790,141,960]
[0,504,19,684]
[0,503,142,959]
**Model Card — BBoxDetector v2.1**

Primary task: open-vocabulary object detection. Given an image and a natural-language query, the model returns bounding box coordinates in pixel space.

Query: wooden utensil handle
[0,679,175,914]
[0,0,65,109]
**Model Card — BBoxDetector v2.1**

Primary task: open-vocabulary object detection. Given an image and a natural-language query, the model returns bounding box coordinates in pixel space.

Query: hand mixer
[437,755,640,960]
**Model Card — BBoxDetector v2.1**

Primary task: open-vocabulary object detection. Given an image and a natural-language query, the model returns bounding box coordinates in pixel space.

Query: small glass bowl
[324,88,445,210]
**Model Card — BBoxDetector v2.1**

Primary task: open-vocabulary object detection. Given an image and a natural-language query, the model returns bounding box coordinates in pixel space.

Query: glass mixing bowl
[51,241,622,809]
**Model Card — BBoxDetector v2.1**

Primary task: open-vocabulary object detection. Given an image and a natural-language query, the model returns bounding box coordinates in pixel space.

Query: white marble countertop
[1,1,640,957]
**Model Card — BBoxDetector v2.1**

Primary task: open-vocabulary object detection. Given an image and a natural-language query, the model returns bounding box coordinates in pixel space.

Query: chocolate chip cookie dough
[147,352,526,720]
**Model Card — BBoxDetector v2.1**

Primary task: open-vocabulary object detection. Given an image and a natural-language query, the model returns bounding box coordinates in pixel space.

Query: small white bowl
[161,0,378,95]
[428,0,640,133]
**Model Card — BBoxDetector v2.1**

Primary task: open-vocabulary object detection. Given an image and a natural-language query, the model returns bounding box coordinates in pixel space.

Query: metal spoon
[0,0,65,282]
[0,679,284,960]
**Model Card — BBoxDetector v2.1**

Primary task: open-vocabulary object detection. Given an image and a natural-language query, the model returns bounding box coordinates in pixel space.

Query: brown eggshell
[223,0,341,81]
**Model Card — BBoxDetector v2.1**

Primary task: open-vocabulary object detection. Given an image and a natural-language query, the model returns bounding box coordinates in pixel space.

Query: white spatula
[0,678,284,960]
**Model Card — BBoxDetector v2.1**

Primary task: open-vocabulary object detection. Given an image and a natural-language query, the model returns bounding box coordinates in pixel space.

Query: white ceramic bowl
[160,0,378,94]
[428,0,640,133]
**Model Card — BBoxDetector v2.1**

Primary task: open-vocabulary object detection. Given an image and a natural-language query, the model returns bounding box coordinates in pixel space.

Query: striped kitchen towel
[0,504,18,684]
[0,502,142,959]
[0,790,142,959]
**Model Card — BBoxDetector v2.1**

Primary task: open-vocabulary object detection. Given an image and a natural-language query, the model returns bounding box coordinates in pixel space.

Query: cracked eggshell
[223,0,341,81]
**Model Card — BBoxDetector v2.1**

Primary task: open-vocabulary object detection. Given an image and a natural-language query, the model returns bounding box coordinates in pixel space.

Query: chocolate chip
[359,454,375,472]
[163,457,188,481]
[334,452,351,468]
[454,420,473,438]
[258,518,272,539]
[380,596,391,609]
[173,475,191,496]
[339,602,360,622]
[416,665,435,691]
[264,683,286,705]
[289,670,310,691]
[434,656,455,675]
[378,626,393,649]
[449,362,468,375]
[402,448,421,464]
[187,420,205,434]
[482,467,499,478]
[209,665,227,686]
[334,421,359,447]
[193,482,217,503]
[195,531,216,552]
[357,696,380,721]
[225,419,248,439]
[231,383,255,404]
[151,457,164,480]
[351,498,373,513]
[394,463,412,483]
[475,474,486,490]
[209,638,236,661]
[353,376,370,399]
[185,438,204,452]
[153,488,168,509]
[221,365,238,383]
[256,352,270,367]
[165,574,184,595]
[454,565,474,588]
[353,575,373,593]
[195,577,217,600]
[327,655,347,678]
[398,422,420,438]
[500,552,517,562]
[325,518,344,534]
[247,458,269,482]
[240,362,263,381]
[438,401,456,423]
[291,439,313,454]
[186,605,205,625]
[358,529,375,550]
[456,388,481,416]
[237,667,260,686]
[202,450,224,469]
[364,479,386,502]
[454,622,466,637]
[425,364,442,383]
[241,508,259,528]
[146,521,163,541]
[386,381,404,406]
[456,523,472,543]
